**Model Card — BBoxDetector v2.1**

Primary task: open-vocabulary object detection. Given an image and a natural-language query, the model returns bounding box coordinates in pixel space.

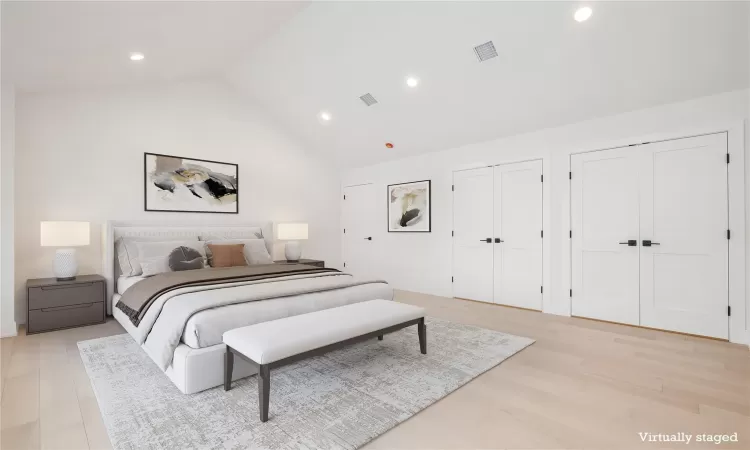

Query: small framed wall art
[387,180,431,232]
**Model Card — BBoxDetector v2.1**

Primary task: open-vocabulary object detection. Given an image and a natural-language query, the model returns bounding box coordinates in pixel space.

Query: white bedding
[114,271,392,370]
[182,282,391,348]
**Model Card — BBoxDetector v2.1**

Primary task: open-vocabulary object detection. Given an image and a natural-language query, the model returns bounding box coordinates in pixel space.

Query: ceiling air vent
[473,41,498,62]
[359,93,378,106]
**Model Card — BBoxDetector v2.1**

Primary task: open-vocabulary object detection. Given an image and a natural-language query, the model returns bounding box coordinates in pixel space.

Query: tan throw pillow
[207,243,247,268]
[203,238,272,265]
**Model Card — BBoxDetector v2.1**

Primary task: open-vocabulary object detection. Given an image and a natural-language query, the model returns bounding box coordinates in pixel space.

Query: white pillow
[116,236,199,277]
[133,240,207,276]
[203,239,272,266]
[140,256,171,277]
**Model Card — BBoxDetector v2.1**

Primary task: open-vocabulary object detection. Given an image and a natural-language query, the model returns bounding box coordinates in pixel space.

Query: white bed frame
[103,221,392,394]
[103,221,275,394]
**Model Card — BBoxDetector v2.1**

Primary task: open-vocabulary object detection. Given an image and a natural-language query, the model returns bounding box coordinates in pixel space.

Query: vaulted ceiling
[1,1,308,91]
[229,1,749,167]
[3,1,748,168]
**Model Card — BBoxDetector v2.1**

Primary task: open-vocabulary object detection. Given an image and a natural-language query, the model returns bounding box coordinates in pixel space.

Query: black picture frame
[387,180,431,232]
[144,152,239,214]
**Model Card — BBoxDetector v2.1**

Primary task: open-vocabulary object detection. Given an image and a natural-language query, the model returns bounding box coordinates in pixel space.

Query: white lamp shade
[40,221,90,247]
[277,223,308,241]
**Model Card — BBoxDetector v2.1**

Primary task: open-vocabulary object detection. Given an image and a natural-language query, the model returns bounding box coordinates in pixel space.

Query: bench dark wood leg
[378,335,383,340]
[258,364,270,422]
[418,318,427,354]
[224,347,234,391]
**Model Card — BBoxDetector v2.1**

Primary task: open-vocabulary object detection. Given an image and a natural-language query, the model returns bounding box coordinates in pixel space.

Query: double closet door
[571,133,729,339]
[453,160,543,310]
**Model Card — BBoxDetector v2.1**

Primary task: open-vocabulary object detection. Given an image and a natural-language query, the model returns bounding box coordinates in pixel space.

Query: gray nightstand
[274,259,325,268]
[26,274,106,334]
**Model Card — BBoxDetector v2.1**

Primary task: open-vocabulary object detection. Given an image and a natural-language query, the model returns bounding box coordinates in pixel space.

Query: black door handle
[480,238,491,243]
[495,238,504,243]
[364,237,372,241]
[642,240,659,247]
[619,240,637,246]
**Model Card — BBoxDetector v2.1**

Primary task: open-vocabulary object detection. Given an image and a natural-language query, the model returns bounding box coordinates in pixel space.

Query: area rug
[78,317,534,450]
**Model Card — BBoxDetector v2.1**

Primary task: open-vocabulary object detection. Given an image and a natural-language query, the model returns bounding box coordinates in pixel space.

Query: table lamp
[277,223,308,262]
[40,221,90,280]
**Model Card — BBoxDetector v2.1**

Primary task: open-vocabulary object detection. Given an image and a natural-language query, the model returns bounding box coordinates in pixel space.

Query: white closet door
[493,160,543,310]
[639,133,728,339]
[453,167,494,303]
[571,148,640,325]
[342,184,378,279]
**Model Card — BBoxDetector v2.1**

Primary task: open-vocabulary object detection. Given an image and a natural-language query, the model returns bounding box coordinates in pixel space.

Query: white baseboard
[0,321,18,338]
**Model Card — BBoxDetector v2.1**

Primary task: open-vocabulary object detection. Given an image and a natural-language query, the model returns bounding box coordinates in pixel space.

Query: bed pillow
[240,239,273,265]
[116,236,200,277]
[203,239,272,265]
[140,256,171,277]
[168,246,205,272]
[134,240,206,276]
[207,244,247,268]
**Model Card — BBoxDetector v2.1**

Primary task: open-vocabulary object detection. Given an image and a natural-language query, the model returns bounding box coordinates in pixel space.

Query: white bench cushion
[223,299,425,364]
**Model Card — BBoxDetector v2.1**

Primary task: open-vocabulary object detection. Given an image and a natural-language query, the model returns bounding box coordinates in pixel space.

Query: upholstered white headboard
[102,221,274,313]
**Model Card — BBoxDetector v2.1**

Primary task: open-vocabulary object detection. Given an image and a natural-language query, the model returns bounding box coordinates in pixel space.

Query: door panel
[494,160,542,310]
[342,184,378,279]
[453,167,494,303]
[639,133,728,339]
[571,149,640,325]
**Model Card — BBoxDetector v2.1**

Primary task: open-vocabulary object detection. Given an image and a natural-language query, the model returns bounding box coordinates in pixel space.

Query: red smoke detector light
[385,142,394,149]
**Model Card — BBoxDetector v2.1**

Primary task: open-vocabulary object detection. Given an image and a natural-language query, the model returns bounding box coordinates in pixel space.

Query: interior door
[342,184,378,279]
[639,133,728,339]
[453,167,494,303]
[571,148,640,325]
[493,160,543,310]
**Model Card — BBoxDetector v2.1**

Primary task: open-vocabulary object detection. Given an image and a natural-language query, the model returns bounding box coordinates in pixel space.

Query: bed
[103,221,393,394]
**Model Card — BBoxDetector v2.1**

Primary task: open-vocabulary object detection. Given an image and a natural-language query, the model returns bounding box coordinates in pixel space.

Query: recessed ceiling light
[319,111,331,121]
[574,6,593,22]
[406,77,419,88]
[129,52,145,61]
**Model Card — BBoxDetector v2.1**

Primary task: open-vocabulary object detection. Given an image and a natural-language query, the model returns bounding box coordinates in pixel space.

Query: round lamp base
[54,248,78,280]
[284,241,301,262]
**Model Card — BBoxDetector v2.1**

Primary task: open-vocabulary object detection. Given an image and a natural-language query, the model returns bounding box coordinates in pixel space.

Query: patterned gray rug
[78,317,534,450]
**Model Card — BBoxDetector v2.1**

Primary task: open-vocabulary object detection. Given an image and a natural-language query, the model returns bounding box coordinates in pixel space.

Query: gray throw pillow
[168,246,204,272]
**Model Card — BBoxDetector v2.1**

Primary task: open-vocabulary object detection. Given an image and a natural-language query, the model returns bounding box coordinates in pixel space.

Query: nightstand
[26,274,106,334]
[274,259,325,268]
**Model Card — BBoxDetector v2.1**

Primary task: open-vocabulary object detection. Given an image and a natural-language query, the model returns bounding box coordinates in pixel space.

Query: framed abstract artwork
[387,180,431,232]
[144,152,239,214]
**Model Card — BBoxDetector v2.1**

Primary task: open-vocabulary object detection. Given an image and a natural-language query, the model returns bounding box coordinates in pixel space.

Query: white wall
[343,89,749,342]
[14,80,342,324]
[1,83,16,337]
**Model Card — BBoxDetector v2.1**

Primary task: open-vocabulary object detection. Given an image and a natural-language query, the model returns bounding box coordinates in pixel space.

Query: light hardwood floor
[1,290,748,449]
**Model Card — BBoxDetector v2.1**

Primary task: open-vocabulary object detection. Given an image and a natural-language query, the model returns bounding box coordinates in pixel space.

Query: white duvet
[117,271,392,371]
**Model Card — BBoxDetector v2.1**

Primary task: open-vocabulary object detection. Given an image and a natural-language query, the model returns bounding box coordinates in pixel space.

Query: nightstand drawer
[28,281,104,310]
[27,302,105,334]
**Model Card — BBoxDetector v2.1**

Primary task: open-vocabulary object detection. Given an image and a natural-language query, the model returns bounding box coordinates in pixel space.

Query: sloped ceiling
[3,1,747,168]
[2,1,308,92]
[228,1,749,168]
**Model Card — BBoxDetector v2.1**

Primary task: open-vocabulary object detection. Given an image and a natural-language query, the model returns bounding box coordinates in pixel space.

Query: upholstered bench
[222,299,427,422]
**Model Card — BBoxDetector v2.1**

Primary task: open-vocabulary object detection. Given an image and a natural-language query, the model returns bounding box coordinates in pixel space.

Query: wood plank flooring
[1,290,748,449]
